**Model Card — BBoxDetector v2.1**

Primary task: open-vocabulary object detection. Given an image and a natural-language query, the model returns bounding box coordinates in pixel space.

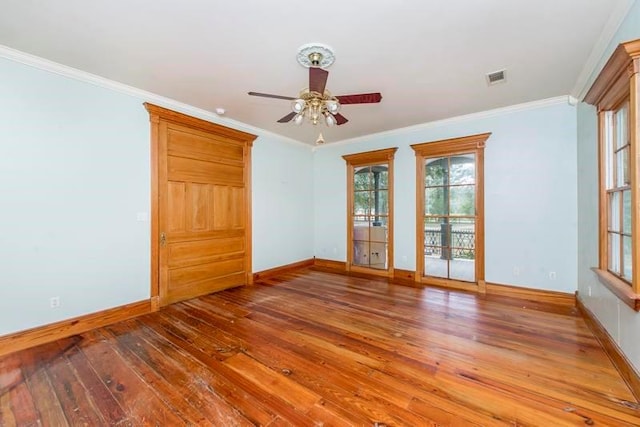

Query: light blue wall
[252,136,314,271]
[314,101,578,292]
[576,0,640,373]
[0,55,314,336]
[0,58,151,335]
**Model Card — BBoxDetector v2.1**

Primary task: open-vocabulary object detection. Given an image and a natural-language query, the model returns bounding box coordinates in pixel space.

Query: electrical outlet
[333,247,337,254]
[513,267,520,276]
[50,296,60,308]
[549,271,557,280]
[588,286,592,297]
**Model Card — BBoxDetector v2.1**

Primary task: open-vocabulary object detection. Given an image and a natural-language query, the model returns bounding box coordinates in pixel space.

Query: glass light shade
[325,100,340,114]
[325,113,336,127]
[310,105,320,121]
[291,99,306,113]
[293,113,304,125]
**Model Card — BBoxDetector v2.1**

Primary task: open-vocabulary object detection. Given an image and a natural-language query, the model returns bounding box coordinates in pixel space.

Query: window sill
[592,268,640,311]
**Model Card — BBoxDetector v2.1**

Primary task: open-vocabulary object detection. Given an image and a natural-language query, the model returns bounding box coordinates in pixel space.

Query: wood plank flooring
[1,268,640,426]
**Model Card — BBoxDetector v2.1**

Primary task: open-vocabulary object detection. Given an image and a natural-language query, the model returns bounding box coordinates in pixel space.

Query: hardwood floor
[1,268,639,426]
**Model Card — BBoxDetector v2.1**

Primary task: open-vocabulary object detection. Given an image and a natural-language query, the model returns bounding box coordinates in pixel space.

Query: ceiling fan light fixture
[291,99,305,113]
[325,113,336,127]
[248,45,382,128]
[325,100,340,114]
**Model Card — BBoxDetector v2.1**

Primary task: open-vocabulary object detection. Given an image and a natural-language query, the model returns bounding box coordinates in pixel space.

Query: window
[412,133,489,292]
[584,39,640,310]
[605,102,631,281]
[343,148,397,276]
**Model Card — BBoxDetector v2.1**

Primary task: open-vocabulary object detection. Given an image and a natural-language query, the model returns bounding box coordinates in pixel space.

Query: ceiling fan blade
[336,93,382,104]
[309,67,329,94]
[333,113,349,125]
[277,112,297,123]
[248,92,296,101]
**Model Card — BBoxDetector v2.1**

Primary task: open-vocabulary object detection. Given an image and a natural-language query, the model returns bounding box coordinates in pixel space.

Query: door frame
[411,133,490,293]
[343,147,398,277]
[145,103,257,308]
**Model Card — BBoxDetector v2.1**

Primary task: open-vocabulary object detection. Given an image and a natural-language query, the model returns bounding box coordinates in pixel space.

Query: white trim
[571,0,636,100]
[0,44,310,149]
[319,96,574,149]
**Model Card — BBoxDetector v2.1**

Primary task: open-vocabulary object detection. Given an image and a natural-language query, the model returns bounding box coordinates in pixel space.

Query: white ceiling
[0,1,631,144]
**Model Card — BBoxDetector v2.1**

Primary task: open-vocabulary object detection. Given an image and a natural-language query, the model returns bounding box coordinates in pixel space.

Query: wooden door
[145,104,256,306]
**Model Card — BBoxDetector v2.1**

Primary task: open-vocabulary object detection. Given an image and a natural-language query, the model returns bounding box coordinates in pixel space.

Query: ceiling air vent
[486,69,507,86]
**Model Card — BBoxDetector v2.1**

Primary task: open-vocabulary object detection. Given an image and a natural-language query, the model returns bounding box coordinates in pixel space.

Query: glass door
[343,147,397,276]
[424,154,476,281]
[353,165,389,270]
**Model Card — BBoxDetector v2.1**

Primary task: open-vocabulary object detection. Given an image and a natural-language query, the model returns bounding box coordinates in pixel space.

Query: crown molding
[318,95,574,149]
[0,44,310,150]
[571,0,636,100]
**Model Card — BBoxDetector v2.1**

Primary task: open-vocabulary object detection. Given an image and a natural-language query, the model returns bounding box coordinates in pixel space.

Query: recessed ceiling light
[215,107,226,115]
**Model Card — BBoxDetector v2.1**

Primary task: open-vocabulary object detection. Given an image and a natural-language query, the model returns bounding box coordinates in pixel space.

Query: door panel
[423,155,476,283]
[168,127,245,163]
[169,258,245,289]
[168,156,244,186]
[168,237,244,268]
[165,133,245,304]
[412,132,489,291]
[167,182,186,232]
[343,148,398,277]
[165,272,246,305]
[146,103,256,306]
[187,183,209,231]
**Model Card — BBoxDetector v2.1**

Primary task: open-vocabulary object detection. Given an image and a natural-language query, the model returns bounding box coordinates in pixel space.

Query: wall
[576,0,640,372]
[0,54,314,336]
[252,136,314,272]
[0,57,151,335]
[314,100,578,293]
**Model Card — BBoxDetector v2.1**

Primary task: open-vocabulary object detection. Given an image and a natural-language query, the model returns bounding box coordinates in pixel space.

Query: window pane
[609,233,621,274]
[623,236,633,281]
[354,167,371,190]
[424,217,443,247]
[609,192,620,232]
[451,219,475,253]
[623,190,632,234]
[450,250,475,282]
[425,245,441,256]
[449,154,475,185]
[425,157,447,186]
[616,147,629,187]
[370,222,388,243]
[354,191,371,215]
[425,252,448,278]
[372,166,388,190]
[353,216,369,231]
[369,243,387,270]
[450,185,475,216]
[425,187,446,215]
[605,112,614,190]
[616,104,628,149]
[353,240,369,267]
[371,189,388,216]
[353,219,371,267]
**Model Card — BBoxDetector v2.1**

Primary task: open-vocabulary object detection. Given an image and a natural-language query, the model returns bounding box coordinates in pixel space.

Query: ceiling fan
[248,43,382,127]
